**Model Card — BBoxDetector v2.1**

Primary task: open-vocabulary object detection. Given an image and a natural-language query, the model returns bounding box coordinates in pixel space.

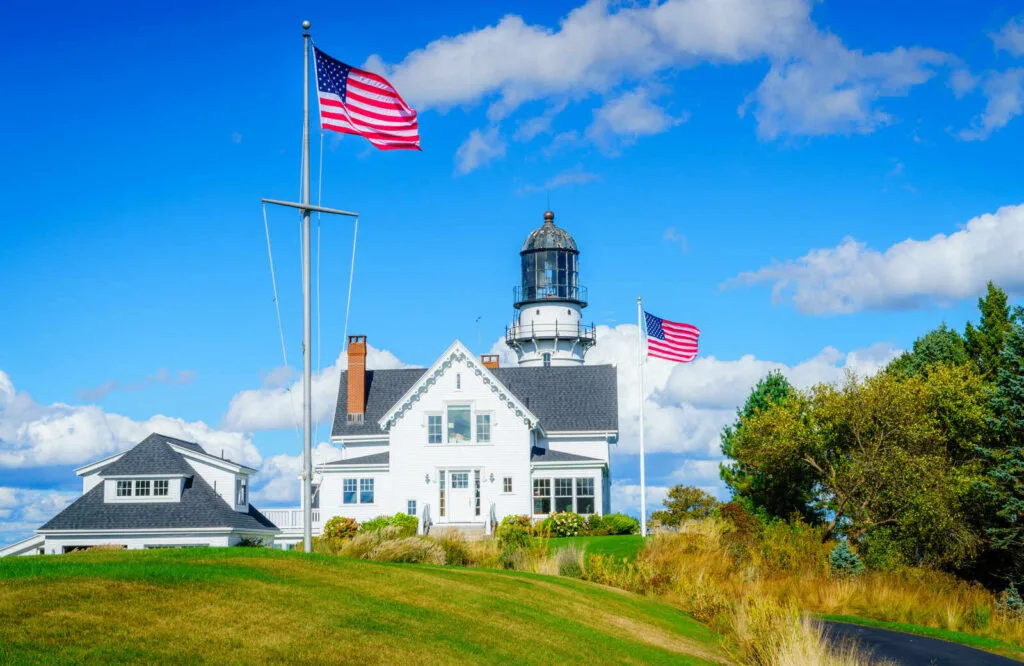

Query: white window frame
[554,477,573,513]
[116,480,132,497]
[153,479,169,497]
[476,412,491,443]
[575,477,595,515]
[407,499,417,517]
[236,477,248,505]
[446,404,472,444]
[343,478,357,504]
[359,478,375,504]
[502,476,512,494]
[533,478,551,515]
[134,480,151,497]
[427,414,443,444]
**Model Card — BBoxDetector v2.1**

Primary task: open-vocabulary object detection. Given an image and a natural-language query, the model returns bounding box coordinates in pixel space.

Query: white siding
[183,458,248,512]
[318,469,391,523]
[82,469,105,494]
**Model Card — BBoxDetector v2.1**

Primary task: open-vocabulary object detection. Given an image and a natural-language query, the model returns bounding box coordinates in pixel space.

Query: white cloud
[744,35,948,140]
[513,101,568,142]
[586,88,688,149]
[252,441,344,505]
[992,15,1024,57]
[77,368,196,402]
[0,488,78,546]
[612,482,670,519]
[372,0,941,153]
[222,344,412,433]
[519,167,601,193]
[454,127,507,174]
[727,203,1024,314]
[0,370,260,469]
[956,69,1024,141]
[949,68,978,99]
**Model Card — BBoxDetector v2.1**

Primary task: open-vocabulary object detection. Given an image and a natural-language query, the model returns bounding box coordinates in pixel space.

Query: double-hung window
[447,405,471,443]
[134,480,151,497]
[343,479,357,504]
[575,478,595,514]
[359,478,375,504]
[476,413,491,443]
[533,478,551,515]
[407,500,417,517]
[236,477,248,505]
[427,414,442,444]
[154,480,169,497]
[503,477,513,493]
[554,478,573,513]
[116,480,132,497]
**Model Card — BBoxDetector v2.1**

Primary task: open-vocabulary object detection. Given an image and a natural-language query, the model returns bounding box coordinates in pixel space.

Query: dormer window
[154,480,169,497]
[135,480,151,497]
[116,480,132,497]
[236,477,248,505]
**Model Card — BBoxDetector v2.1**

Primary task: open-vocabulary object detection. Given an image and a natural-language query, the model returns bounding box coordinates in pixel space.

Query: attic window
[134,480,151,497]
[116,480,132,497]
[456,373,461,390]
[236,477,248,505]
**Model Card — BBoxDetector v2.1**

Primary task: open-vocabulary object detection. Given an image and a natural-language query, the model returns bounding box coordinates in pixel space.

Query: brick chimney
[347,335,367,423]
[481,354,500,369]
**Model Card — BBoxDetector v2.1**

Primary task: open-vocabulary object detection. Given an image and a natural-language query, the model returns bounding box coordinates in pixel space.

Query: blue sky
[2,0,1023,544]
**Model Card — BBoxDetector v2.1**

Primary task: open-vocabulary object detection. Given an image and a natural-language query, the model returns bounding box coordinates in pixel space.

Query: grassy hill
[0,548,726,665]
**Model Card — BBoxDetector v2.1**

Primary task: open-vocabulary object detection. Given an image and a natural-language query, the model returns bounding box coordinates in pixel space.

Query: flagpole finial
[302,20,311,31]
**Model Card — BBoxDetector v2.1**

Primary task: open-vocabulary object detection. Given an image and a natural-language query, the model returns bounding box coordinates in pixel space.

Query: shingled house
[0,433,277,556]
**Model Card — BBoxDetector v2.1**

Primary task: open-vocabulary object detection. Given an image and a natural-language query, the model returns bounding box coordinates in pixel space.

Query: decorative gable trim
[377,340,541,432]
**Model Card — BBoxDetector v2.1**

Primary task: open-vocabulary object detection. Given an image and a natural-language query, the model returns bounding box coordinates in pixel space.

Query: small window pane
[407,500,417,517]
[135,480,151,497]
[359,478,374,504]
[343,479,357,504]
[428,415,443,444]
[533,478,551,515]
[236,478,247,505]
[543,353,551,367]
[116,480,132,497]
[439,470,446,517]
[474,470,481,516]
[154,480,169,497]
[503,477,512,493]
[451,472,469,489]
[447,405,471,443]
[476,414,491,443]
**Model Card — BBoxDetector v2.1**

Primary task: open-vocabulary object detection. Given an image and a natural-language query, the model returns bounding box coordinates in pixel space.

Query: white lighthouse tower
[506,210,596,366]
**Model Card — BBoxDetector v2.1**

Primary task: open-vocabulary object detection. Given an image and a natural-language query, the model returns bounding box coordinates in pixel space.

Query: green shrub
[361,513,418,538]
[585,514,609,536]
[495,515,534,549]
[600,513,640,536]
[546,512,586,537]
[859,527,908,571]
[322,516,360,541]
[829,542,865,577]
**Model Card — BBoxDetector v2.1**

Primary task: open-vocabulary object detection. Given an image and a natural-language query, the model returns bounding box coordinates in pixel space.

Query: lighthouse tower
[506,211,596,366]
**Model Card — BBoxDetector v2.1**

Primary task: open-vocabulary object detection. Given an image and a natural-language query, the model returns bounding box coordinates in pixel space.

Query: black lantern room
[514,211,586,308]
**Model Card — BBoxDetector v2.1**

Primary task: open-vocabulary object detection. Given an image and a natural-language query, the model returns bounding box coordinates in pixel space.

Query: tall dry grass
[598,519,1024,652]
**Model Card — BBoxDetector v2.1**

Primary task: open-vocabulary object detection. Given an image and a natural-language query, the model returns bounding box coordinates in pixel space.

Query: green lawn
[817,614,1024,662]
[547,535,645,560]
[0,548,725,665]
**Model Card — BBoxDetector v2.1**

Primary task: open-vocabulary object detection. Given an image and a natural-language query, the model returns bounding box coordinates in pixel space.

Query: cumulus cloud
[949,68,978,99]
[518,167,601,194]
[0,370,260,469]
[612,482,670,518]
[222,344,413,433]
[992,15,1024,57]
[744,35,948,139]
[0,487,78,546]
[956,69,1024,141]
[370,0,942,154]
[586,88,688,149]
[454,127,507,174]
[252,441,344,505]
[726,203,1024,314]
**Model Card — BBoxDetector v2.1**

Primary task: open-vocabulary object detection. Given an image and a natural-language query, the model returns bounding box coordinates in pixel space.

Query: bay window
[554,478,573,513]
[533,478,551,515]
[576,478,595,514]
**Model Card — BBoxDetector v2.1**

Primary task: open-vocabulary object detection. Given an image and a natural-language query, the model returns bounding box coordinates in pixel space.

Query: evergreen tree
[887,323,968,377]
[983,310,1024,583]
[720,371,819,522]
[965,282,1013,380]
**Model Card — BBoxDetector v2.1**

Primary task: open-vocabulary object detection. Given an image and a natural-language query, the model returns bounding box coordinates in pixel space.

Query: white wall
[336,442,389,460]
[318,469,392,523]
[183,458,249,512]
[82,469,105,494]
[544,435,611,464]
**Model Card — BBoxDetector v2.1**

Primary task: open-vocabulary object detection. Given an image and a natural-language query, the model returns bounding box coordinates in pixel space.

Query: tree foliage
[650,485,720,526]
[965,282,1013,380]
[887,323,967,378]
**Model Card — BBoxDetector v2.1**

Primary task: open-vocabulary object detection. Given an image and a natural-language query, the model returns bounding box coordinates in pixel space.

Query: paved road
[821,621,1020,665]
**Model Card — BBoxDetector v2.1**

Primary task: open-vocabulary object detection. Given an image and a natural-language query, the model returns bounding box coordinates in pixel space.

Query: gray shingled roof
[530,447,602,463]
[331,364,617,437]
[322,452,390,466]
[40,434,277,533]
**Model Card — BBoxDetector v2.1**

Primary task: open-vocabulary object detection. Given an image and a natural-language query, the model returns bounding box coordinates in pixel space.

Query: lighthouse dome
[522,211,577,252]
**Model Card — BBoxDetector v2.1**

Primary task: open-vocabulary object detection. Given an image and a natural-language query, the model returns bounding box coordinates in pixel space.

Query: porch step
[432,523,488,540]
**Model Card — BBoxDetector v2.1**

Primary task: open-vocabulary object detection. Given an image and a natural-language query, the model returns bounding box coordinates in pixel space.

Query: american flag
[313,47,421,151]
[645,311,700,363]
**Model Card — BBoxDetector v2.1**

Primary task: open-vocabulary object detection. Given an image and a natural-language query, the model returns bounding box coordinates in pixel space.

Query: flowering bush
[322,516,360,541]
[548,512,586,537]
[495,515,534,550]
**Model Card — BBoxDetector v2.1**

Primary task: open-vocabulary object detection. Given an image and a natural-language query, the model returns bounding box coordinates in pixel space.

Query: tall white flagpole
[637,297,647,538]
[301,20,313,554]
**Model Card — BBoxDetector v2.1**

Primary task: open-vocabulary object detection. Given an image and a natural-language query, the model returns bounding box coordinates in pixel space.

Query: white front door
[448,470,474,522]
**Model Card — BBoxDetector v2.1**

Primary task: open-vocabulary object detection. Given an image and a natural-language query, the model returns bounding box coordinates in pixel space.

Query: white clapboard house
[0,433,277,557]
[269,211,619,545]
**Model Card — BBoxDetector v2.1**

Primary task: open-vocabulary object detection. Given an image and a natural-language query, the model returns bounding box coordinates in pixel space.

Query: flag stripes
[644,311,700,363]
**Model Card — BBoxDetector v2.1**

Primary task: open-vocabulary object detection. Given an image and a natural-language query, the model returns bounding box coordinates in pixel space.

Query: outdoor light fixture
[489,472,495,482]
[425,473,431,484]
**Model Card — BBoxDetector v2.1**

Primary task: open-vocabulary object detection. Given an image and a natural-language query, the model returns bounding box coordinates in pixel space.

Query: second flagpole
[637,297,647,538]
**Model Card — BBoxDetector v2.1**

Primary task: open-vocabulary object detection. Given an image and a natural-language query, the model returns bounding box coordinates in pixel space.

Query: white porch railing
[263,508,321,531]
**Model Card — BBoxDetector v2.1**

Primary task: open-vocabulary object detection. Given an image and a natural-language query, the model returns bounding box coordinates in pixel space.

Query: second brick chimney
[347,335,367,423]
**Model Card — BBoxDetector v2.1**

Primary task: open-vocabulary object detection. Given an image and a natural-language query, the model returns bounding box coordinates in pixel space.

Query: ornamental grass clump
[360,513,418,538]
[434,529,471,566]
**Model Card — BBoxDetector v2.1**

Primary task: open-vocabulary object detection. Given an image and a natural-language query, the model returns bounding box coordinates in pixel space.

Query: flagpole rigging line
[637,297,648,539]
[261,204,304,449]
[314,130,324,448]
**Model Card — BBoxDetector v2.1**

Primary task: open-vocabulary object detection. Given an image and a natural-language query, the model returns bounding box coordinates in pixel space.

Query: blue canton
[644,311,665,340]
[314,47,352,103]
